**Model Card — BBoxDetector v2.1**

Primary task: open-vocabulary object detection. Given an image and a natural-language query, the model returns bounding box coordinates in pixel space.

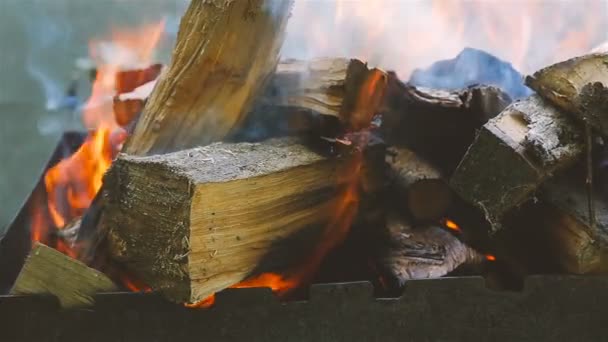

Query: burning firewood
[117,58,387,140]
[101,137,384,303]
[124,0,295,156]
[526,53,608,136]
[450,95,584,230]
[10,243,117,308]
[386,146,452,222]
[375,213,485,288]
[381,75,511,174]
[259,58,387,130]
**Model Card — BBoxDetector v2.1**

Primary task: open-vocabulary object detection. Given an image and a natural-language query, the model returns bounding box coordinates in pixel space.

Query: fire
[30,21,165,263]
[442,218,462,233]
[44,126,112,228]
[185,295,216,309]
[185,68,378,310]
[486,254,497,262]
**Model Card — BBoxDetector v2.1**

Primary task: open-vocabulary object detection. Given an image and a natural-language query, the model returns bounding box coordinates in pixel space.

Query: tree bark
[450,95,583,230]
[526,53,608,136]
[537,173,608,274]
[124,0,294,156]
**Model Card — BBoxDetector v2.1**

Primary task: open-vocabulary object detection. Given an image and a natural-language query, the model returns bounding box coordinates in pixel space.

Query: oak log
[124,0,294,156]
[450,95,583,230]
[10,243,117,308]
[102,138,384,303]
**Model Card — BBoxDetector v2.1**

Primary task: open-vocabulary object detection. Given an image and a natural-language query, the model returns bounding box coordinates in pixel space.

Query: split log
[102,138,384,303]
[536,173,608,274]
[375,214,485,288]
[450,95,583,230]
[10,243,117,308]
[116,58,387,141]
[259,58,387,130]
[381,75,511,174]
[492,168,608,278]
[124,0,294,156]
[526,53,608,136]
[386,146,452,222]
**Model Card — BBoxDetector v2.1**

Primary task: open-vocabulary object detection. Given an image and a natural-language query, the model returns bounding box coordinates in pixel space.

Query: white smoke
[282,0,608,78]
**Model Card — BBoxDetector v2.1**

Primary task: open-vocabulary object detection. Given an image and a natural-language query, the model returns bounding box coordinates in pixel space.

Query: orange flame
[442,218,462,233]
[185,65,378,310]
[185,295,216,309]
[486,254,496,262]
[30,21,165,262]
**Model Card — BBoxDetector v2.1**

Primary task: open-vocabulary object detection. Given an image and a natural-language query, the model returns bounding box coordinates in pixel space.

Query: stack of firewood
[9,0,608,308]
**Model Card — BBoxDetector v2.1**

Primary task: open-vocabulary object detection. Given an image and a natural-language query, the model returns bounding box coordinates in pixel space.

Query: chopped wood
[124,0,294,156]
[260,58,387,130]
[10,243,117,308]
[386,146,452,222]
[102,138,384,304]
[526,53,608,135]
[381,75,511,174]
[375,214,484,287]
[537,173,608,274]
[450,95,583,230]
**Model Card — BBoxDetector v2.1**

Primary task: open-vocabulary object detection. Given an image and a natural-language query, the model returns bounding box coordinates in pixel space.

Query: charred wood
[381,74,511,174]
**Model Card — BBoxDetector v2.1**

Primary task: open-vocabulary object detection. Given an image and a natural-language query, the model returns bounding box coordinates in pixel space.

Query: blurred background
[1,0,607,231]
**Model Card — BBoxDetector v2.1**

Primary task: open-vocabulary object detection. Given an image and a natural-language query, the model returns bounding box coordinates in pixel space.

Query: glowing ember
[185,295,216,309]
[30,21,165,263]
[442,218,462,233]
[486,254,497,262]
